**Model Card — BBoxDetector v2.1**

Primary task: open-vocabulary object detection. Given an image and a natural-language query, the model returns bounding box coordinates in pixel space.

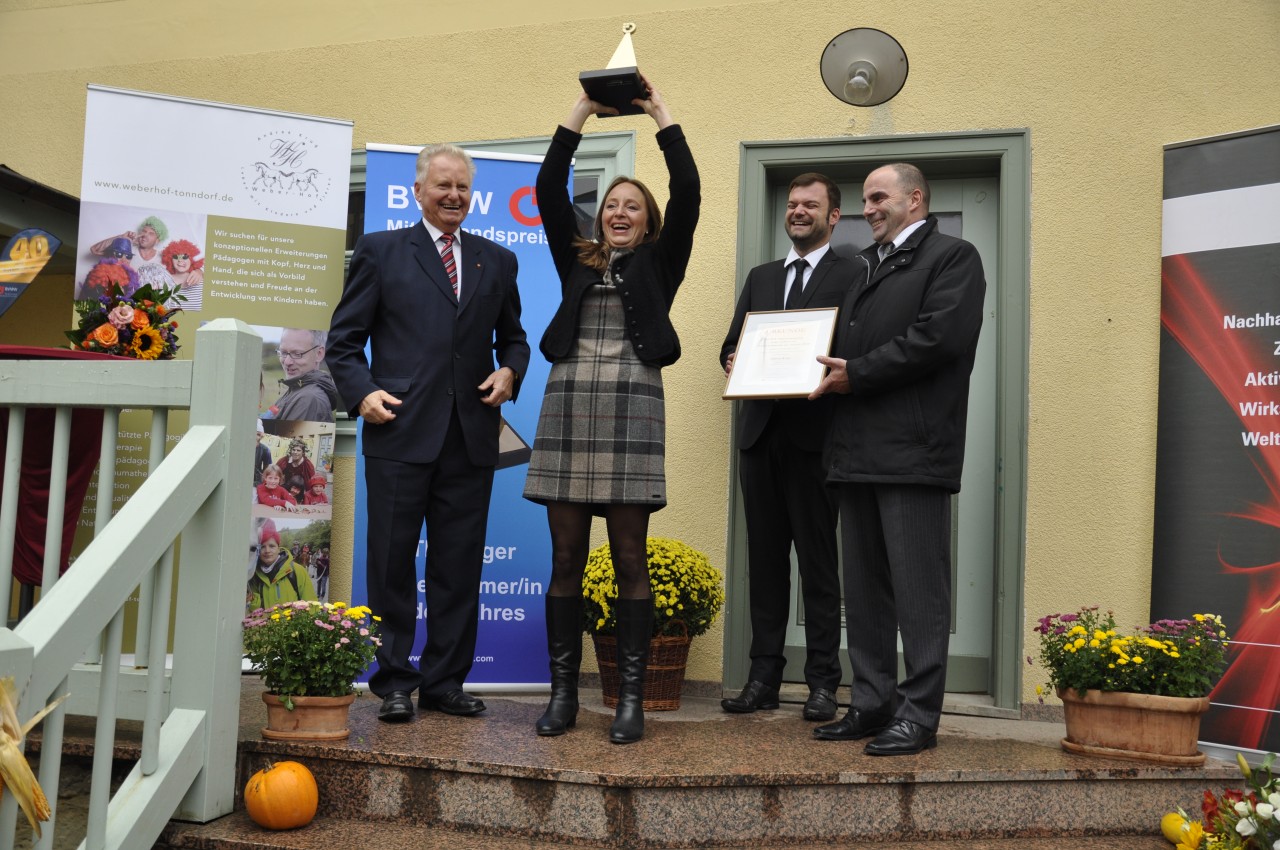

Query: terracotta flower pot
[1057,687,1210,766]
[261,692,355,741]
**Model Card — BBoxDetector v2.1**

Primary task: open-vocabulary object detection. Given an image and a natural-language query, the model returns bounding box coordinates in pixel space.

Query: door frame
[724,130,1030,713]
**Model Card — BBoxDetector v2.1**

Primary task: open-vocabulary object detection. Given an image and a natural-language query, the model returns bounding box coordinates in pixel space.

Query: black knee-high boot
[609,597,651,744]
[535,595,583,736]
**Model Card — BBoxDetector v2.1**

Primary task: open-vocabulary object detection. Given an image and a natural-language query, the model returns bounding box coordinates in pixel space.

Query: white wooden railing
[0,319,258,850]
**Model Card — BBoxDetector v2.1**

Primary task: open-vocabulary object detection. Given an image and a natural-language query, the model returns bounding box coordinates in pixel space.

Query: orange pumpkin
[244,760,318,830]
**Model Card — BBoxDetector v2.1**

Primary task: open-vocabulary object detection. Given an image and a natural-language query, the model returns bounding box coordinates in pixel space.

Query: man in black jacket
[719,173,853,722]
[810,163,985,755]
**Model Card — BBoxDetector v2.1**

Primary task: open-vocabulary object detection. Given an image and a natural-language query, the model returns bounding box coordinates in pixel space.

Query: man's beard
[788,220,830,253]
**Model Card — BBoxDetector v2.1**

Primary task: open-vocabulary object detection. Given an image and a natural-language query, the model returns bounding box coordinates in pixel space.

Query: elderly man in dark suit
[811,162,985,755]
[719,173,853,722]
[326,143,529,723]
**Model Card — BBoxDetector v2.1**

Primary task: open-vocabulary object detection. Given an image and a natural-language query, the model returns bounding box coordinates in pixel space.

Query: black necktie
[784,259,808,310]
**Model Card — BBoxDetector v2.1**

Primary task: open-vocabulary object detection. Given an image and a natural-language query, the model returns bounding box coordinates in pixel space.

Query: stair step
[206,689,1229,847]
[158,812,1172,850]
[39,683,1229,848]
[159,812,581,849]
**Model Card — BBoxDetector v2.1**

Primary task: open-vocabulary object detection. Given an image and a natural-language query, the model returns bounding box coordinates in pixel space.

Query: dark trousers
[839,482,951,730]
[364,407,495,698]
[738,418,842,690]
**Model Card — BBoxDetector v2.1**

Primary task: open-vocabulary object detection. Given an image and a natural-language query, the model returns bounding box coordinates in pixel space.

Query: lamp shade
[819,28,909,107]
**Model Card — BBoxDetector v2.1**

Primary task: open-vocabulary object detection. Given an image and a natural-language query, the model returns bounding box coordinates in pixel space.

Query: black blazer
[325,222,530,467]
[536,124,700,367]
[720,250,856,451]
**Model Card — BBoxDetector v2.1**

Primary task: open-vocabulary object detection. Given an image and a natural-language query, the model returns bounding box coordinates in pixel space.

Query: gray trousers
[839,482,952,730]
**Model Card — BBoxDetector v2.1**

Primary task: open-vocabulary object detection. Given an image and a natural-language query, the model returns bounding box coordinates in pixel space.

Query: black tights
[545,502,651,600]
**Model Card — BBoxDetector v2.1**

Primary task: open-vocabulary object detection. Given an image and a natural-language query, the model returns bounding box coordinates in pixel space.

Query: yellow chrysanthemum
[582,538,723,637]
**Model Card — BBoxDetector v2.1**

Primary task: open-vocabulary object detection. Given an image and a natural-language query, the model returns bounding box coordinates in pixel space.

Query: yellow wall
[3,0,1278,700]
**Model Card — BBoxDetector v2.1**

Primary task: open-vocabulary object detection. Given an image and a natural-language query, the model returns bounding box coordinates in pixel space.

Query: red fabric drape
[0,346,120,584]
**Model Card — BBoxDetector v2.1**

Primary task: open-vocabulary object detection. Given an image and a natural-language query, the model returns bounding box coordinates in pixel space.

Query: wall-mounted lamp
[819,28,909,107]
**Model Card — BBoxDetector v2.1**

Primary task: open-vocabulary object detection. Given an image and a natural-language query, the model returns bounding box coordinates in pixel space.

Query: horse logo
[242,131,332,217]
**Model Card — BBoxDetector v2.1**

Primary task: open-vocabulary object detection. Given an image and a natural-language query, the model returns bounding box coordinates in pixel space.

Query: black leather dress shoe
[421,689,486,717]
[802,688,839,721]
[721,681,780,714]
[864,718,937,756]
[378,690,414,723]
[812,707,892,740]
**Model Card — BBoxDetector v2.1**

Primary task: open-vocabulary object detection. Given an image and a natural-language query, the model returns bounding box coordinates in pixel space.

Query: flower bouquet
[1033,606,1229,699]
[581,537,724,710]
[66,281,184,360]
[1160,752,1280,849]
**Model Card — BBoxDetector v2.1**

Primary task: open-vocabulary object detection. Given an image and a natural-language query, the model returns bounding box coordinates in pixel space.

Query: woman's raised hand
[564,91,617,133]
[633,73,673,130]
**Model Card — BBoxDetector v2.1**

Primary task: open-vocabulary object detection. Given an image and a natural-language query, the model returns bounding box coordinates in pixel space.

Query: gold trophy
[579,23,645,117]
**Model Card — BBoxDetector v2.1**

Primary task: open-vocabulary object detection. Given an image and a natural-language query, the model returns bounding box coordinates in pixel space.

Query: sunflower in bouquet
[66,279,184,360]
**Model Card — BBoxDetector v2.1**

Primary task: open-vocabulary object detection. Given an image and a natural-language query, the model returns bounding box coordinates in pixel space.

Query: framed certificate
[723,307,839,399]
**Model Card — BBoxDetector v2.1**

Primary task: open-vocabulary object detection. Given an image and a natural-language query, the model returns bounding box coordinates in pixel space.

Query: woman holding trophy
[523,75,700,744]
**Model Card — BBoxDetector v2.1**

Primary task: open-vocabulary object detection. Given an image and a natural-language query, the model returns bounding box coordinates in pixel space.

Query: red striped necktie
[439,232,458,298]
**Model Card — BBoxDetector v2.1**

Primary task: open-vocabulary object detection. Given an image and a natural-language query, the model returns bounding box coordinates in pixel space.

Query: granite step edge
[239,736,1239,788]
[157,811,1173,850]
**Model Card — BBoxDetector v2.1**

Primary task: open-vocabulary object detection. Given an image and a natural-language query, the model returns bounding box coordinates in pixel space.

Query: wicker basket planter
[593,627,691,711]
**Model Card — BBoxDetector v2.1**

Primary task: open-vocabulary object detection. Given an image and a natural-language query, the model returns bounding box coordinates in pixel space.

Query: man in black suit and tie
[810,163,985,755]
[719,173,854,722]
[326,143,530,723]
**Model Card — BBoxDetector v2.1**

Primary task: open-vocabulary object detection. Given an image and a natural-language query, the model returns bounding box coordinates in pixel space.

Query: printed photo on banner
[76,201,207,311]
[250,323,340,423]
[254,419,333,519]
[248,515,331,609]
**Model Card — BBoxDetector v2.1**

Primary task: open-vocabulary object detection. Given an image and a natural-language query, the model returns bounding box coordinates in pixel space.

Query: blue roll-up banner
[352,145,563,688]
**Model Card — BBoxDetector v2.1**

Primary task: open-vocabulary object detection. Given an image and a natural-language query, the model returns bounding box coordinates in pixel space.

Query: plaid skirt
[523,282,666,511]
